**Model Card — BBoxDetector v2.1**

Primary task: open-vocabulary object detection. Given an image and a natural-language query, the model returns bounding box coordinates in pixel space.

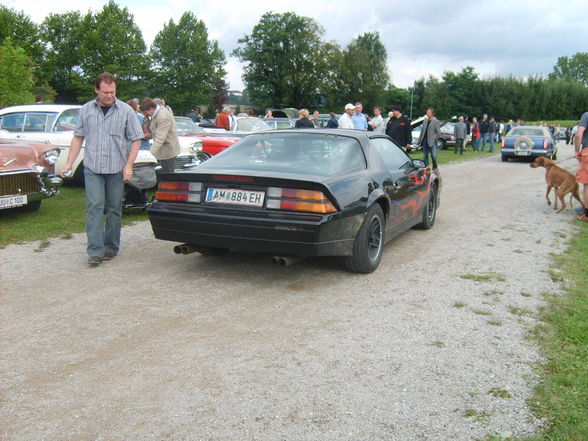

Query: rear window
[198,133,366,176]
[509,128,545,137]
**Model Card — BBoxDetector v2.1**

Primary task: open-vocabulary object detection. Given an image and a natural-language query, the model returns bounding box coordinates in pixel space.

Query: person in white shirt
[369,106,384,132]
[338,103,355,129]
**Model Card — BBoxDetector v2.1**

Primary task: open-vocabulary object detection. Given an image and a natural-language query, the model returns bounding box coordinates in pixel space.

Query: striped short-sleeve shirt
[74,98,143,174]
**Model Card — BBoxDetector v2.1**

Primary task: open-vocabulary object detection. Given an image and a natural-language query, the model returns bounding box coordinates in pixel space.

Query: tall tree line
[1,4,588,120]
[0,2,225,114]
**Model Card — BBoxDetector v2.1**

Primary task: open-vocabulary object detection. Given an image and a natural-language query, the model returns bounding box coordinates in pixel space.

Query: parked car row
[0,105,203,183]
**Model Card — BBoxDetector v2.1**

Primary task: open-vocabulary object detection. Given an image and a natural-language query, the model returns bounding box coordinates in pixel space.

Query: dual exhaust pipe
[173,244,199,255]
[173,244,306,267]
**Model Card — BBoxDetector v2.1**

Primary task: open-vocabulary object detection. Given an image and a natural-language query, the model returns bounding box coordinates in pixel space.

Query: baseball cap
[345,103,355,110]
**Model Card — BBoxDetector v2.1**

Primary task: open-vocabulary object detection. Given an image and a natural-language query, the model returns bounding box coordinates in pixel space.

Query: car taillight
[266,187,337,214]
[501,140,505,149]
[155,181,202,203]
[543,140,548,150]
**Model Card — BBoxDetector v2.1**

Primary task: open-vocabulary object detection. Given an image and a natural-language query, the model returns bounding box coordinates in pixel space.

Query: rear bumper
[501,148,554,158]
[148,202,362,256]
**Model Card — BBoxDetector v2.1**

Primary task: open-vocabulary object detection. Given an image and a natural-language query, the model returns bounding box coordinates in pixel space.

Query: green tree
[340,32,390,111]
[550,52,588,86]
[39,2,148,103]
[0,39,35,107]
[79,1,148,101]
[442,66,479,117]
[149,11,226,115]
[0,5,43,66]
[41,11,87,102]
[211,78,228,113]
[233,12,327,108]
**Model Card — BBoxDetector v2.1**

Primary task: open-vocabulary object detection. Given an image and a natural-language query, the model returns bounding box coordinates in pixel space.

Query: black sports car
[148,129,441,273]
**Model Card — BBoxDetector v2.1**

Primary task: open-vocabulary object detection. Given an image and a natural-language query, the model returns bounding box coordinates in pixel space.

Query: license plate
[515,150,531,156]
[0,194,28,209]
[205,188,265,207]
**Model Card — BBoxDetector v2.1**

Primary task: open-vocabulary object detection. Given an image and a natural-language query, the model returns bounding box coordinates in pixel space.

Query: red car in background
[175,117,241,161]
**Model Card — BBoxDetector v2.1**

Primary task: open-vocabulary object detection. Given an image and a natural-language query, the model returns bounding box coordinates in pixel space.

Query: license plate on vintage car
[515,149,531,156]
[0,194,27,209]
[205,188,265,207]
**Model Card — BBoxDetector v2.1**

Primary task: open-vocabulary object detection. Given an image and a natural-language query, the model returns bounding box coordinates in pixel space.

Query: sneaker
[88,256,103,265]
[102,252,116,261]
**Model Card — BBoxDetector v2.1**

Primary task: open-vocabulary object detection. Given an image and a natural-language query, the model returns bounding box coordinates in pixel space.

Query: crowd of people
[54,71,588,267]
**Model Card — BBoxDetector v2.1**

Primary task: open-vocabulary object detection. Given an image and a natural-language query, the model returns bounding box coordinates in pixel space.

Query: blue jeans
[84,167,124,258]
[479,132,490,151]
[422,141,438,168]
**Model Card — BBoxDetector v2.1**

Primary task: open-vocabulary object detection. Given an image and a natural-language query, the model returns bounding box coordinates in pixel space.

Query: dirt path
[0,142,579,441]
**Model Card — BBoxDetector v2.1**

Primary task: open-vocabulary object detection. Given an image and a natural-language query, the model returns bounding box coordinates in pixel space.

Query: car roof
[0,104,81,114]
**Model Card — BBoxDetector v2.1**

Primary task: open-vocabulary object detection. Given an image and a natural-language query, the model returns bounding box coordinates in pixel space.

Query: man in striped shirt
[63,72,143,265]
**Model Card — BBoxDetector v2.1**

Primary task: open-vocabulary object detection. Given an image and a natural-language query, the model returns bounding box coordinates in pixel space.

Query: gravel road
[0,142,579,441]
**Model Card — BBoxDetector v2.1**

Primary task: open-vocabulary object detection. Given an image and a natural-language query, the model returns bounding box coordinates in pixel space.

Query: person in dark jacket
[478,113,490,151]
[326,112,339,128]
[295,108,314,128]
[385,105,412,150]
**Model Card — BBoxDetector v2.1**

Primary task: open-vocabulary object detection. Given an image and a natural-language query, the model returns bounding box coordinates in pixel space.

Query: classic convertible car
[501,125,557,162]
[0,139,62,211]
[148,129,441,273]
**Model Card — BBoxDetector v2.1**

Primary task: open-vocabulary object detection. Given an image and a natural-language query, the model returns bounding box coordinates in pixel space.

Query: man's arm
[575,126,585,160]
[123,140,141,182]
[150,112,172,157]
[62,135,84,177]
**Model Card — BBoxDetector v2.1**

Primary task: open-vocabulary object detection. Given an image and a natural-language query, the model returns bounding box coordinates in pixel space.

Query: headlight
[42,149,60,165]
[190,141,203,153]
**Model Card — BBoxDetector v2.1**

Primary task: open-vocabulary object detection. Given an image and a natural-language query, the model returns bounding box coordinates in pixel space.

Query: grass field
[0,185,149,248]
[522,221,588,441]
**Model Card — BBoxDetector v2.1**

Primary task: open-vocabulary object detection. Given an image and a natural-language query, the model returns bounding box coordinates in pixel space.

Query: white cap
[344,103,355,110]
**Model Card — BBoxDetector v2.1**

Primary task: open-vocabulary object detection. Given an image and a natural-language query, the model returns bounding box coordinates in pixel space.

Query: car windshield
[509,128,546,137]
[54,108,79,131]
[235,118,272,132]
[198,133,366,176]
[175,118,204,135]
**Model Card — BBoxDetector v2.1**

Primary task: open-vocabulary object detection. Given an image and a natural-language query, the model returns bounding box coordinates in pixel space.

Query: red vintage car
[175,117,241,161]
[0,139,62,211]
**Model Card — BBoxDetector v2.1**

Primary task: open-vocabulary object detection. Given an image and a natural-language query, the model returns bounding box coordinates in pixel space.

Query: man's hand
[123,164,133,182]
[60,165,73,178]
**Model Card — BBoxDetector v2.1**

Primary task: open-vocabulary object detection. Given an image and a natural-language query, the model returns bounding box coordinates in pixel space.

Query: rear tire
[501,155,508,162]
[344,204,385,274]
[415,184,437,230]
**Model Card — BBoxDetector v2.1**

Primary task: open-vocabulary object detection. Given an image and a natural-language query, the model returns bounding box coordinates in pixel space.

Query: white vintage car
[0,104,201,182]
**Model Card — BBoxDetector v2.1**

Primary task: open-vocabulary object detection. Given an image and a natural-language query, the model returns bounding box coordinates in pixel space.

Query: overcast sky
[6,0,587,91]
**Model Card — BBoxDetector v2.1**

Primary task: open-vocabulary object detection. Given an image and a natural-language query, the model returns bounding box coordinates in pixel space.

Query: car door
[370,137,427,231]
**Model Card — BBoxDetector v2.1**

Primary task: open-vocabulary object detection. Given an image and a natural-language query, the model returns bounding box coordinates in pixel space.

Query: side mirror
[412,159,426,169]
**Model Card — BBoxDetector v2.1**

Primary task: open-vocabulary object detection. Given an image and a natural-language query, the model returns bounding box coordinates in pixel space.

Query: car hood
[0,139,54,171]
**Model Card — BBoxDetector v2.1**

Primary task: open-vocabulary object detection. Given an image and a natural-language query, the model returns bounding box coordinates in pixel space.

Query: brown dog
[530,156,584,213]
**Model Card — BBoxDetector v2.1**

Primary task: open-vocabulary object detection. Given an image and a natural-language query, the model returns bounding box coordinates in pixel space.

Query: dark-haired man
[62,72,143,265]
[385,105,412,151]
[140,98,180,174]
